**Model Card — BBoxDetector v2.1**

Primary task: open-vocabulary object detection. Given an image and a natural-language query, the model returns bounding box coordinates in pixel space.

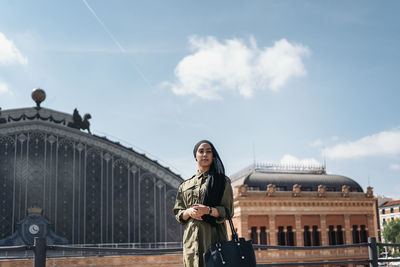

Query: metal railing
[1,237,400,267]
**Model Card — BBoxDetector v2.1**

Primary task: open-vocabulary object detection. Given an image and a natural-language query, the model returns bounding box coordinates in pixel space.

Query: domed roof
[0,101,184,245]
[231,163,363,192]
[0,106,183,188]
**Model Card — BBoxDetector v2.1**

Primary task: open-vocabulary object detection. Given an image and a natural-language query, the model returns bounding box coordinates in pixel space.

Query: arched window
[336,225,344,245]
[278,226,286,245]
[312,225,320,246]
[260,226,267,245]
[304,226,312,246]
[251,226,258,244]
[360,225,368,243]
[328,225,336,245]
[287,226,295,246]
[352,225,360,243]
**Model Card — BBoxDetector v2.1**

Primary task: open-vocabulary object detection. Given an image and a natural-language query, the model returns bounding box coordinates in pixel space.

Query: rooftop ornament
[67,108,92,134]
[31,88,46,109]
[254,162,326,174]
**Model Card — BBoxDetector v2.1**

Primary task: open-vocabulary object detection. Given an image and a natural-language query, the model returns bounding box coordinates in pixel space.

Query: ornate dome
[231,163,363,192]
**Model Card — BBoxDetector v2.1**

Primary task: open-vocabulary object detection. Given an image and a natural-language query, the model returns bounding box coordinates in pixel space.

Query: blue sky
[1,0,399,198]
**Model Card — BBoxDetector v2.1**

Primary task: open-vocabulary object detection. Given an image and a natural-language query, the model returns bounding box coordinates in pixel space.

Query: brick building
[379,200,400,230]
[230,163,379,266]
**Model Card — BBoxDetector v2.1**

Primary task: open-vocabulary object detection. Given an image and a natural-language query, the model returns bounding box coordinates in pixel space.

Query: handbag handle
[215,207,238,243]
[224,207,239,241]
[225,207,239,240]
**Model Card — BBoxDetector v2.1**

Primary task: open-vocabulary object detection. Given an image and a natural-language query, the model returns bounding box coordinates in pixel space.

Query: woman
[173,140,233,267]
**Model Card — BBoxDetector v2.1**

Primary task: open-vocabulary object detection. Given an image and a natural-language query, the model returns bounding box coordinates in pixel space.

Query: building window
[278,226,286,245]
[312,225,320,246]
[304,226,312,246]
[391,208,394,213]
[286,226,295,246]
[260,226,267,245]
[336,225,344,245]
[360,225,368,243]
[326,187,336,192]
[328,225,336,245]
[383,218,386,225]
[302,186,313,191]
[352,225,360,243]
[275,186,287,191]
[382,209,385,214]
[248,186,260,191]
[251,226,258,244]
[278,226,294,246]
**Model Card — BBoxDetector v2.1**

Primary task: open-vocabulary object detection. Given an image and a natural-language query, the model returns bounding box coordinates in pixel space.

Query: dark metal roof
[231,168,363,192]
[0,106,184,184]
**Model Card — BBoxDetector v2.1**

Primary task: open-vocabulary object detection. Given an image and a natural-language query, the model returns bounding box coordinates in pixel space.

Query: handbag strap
[215,207,239,244]
[224,207,239,240]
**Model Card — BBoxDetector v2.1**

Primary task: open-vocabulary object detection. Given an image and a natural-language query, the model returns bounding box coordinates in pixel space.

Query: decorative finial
[31,88,46,109]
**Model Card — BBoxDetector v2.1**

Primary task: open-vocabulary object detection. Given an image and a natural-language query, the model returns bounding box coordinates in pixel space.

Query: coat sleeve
[214,178,234,224]
[173,183,189,225]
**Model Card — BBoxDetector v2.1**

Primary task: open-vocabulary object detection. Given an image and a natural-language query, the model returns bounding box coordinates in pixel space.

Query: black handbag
[203,208,257,267]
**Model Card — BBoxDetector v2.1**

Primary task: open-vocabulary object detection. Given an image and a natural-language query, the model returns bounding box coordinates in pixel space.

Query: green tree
[382,219,400,256]
[383,219,400,244]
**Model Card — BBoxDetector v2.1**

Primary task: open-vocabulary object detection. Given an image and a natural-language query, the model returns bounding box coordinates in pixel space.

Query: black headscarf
[193,140,226,225]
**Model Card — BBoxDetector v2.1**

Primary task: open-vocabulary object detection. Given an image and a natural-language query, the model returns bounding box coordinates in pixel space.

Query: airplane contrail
[82,0,153,90]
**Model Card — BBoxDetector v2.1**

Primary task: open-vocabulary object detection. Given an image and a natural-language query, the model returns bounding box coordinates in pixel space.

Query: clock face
[28,224,40,235]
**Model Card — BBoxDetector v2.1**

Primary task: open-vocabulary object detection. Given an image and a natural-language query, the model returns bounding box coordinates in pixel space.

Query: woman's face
[196,143,213,170]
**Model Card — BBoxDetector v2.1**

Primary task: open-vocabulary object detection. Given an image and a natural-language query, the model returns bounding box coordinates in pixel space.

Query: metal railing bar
[8,237,400,266]
[0,245,29,252]
[378,258,400,262]
[253,243,369,250]
[378,243,400,248]
[256,259,370,266]
[49,245,183,253]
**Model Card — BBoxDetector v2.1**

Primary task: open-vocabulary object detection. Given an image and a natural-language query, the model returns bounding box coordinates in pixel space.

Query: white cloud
[0,32,28,65]
[164,36,310,100]
[390,164,400,170]
[0,81,12,95]
[324,128,400,159]
[280,154,321,166]
[310,139,323,147]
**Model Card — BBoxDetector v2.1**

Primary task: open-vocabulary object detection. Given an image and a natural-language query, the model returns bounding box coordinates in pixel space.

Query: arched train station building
[0,89,183,246]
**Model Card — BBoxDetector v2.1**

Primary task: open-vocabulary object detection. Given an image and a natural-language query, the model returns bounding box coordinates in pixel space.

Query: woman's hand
[184,206,202,221]
[192,204,209,218]
[183,204,210,220]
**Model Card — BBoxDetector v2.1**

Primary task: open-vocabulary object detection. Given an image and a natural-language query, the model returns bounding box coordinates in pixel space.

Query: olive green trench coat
[173,172,234,267]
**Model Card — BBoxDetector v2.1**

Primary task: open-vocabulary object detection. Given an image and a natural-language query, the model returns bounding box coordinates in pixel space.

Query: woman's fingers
[192,204,208,215]
[187,206,205,220]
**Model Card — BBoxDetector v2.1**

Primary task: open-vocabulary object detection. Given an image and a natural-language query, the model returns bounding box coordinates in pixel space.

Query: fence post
[368,237,378,267]
[33,237,47,267]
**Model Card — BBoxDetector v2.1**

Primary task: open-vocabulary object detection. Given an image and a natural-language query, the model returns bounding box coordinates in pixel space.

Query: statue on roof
[67,108,92,134]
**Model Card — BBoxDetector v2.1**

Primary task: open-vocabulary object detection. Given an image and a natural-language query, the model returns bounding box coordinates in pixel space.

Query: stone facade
[231,183,378,266]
